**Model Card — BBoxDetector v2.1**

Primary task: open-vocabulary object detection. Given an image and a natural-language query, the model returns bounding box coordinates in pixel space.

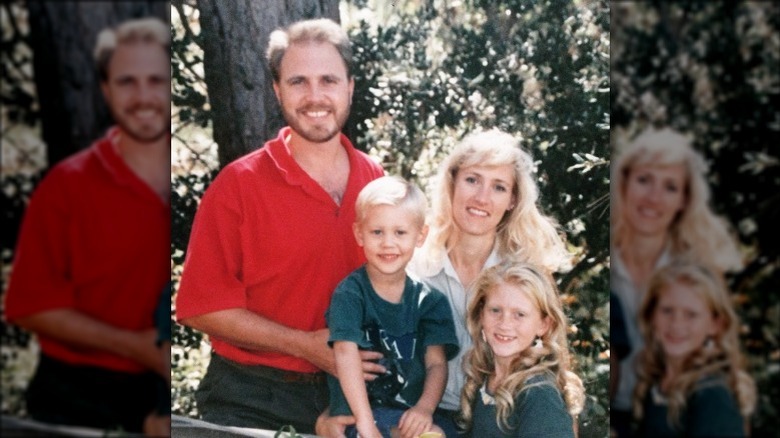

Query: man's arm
[14,309,166,378]
[399,344,448,438]
[180,308,337,375]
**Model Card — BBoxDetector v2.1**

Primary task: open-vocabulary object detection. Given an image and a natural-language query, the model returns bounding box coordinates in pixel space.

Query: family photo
[0,1,777,437]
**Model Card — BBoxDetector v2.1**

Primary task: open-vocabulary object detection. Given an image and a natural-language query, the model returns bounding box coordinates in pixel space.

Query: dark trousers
[26,354,161,433]
[195,353,329,434]
[611,408,634,438]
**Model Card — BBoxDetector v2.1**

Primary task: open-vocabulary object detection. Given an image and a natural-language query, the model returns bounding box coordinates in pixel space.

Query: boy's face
[353,204,427,279]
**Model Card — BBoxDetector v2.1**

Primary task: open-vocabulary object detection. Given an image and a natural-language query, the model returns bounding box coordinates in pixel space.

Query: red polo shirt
[176,127,383,373]
[4,127,170,373]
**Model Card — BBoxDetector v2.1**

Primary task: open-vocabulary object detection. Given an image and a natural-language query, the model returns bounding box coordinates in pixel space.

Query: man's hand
[143,410,171,437]
[298,331,388,378]
[316,409,355,438]
[358,350,386,381]
[123,328,169,378]
[298,329,338,376]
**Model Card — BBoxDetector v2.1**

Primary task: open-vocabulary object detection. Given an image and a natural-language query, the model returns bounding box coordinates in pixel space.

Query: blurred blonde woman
[633,262,755,437]
[459,262,585,437]
[610,127,742,436]
[409,128,572,436]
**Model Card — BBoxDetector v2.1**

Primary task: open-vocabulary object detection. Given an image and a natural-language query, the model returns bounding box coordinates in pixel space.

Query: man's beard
[281,103,350,144]
[114,108,169,144]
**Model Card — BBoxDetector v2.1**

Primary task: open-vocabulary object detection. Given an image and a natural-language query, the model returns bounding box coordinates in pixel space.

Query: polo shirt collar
[94,126,169,207]
[267,126,362,205]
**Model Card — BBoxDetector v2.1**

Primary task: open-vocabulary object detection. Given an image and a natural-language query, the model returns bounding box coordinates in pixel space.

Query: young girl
[633,262,756,437]
[459,262,584,437]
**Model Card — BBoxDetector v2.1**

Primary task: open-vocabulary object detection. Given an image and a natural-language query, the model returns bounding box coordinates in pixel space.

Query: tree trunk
[196,0,340,168]
[26,0,169,169]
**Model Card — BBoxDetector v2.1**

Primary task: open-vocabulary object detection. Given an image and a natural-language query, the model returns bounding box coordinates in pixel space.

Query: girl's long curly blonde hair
[418,129,572,273]
[459,262,585,433]
[611,127,742,272]
[633,262,756,430]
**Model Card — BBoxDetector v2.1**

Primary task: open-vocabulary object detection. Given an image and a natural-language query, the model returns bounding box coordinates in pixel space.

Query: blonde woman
[610,127,742,436]
[633,262,755,437]
[459,262,584,437]
[409,128,572,436]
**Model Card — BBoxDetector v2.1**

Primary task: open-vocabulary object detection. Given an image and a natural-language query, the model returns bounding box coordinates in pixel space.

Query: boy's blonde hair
[611,127,742,272]
[94,17,170,82]
[460,261,584,433]
[633,261,756,429]
[355,176,427,227]
[418,129,571,274]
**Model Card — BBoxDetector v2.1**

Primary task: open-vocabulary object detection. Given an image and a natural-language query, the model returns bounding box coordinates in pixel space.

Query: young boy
[326,176,460,438]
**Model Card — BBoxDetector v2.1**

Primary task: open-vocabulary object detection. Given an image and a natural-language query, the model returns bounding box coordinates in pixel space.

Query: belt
[265,366,327,384]
[217,355,327,385]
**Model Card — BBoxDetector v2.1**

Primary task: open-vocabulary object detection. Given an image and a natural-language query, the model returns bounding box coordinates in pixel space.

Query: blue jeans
[345,407,459,438]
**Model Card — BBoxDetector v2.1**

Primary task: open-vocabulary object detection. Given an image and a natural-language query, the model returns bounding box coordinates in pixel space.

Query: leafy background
[2,1,778,437]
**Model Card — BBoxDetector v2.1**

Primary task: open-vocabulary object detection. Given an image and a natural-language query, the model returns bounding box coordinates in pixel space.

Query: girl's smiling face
[481,281,549,367]
[652,281,719,363]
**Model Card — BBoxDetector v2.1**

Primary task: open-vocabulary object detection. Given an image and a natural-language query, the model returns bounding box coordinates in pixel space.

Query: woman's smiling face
[451,164,516,238]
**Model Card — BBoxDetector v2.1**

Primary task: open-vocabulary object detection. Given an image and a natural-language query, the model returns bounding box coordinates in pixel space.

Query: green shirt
[326,266,459,416]
[639,375,745,437]
[469,374,574,438]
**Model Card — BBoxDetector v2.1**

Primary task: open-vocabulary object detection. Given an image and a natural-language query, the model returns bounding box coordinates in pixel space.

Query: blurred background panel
[610,2,779,436]
[1,0,168,420]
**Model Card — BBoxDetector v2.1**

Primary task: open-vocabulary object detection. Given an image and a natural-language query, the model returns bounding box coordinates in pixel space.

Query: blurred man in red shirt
[4,17,170,434]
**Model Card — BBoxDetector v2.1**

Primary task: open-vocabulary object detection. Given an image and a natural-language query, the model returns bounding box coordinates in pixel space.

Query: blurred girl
[633,262,755,437]
[459,262,584,437]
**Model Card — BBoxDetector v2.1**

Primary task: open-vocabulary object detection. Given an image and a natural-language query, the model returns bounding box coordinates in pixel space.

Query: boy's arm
[399,344,448,438]
[333,341,382,438]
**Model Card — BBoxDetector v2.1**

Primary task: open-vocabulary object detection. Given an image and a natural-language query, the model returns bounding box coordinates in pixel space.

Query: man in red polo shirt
[175,18,384,434]
[4,18,170,434]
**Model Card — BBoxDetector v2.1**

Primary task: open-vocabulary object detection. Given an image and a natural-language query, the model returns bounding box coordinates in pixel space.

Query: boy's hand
[398,406,434,438]
[356,418,383,438]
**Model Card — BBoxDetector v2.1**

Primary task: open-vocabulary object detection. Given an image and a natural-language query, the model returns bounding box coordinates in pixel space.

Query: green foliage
[274,425,304,438]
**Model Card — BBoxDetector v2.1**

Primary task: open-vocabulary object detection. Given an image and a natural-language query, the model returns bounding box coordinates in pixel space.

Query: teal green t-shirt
[469,374,574,438]
[639,375,745,437]
[326,266,460,416]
